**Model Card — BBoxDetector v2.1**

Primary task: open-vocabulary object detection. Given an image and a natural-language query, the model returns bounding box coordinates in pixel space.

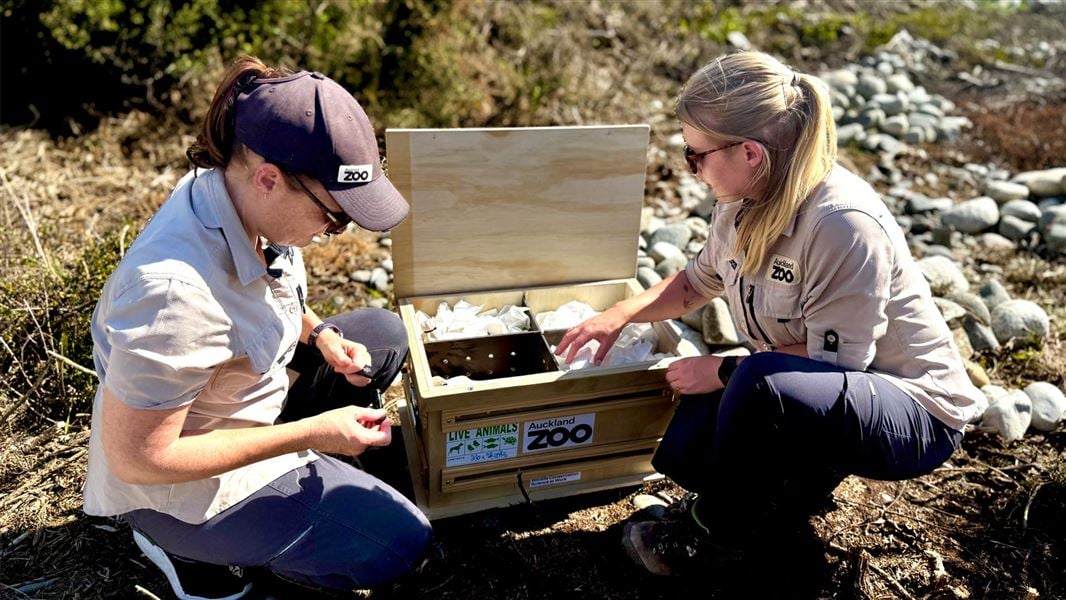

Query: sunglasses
[682,141,743,174]
[282,170,352,235]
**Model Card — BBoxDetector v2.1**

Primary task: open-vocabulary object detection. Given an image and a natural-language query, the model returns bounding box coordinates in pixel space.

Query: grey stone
[640,206,655,233]
[666,132,686,150]
[953,326,974,360]
[702,297,740,345]
[369,267,390,292]
[644,216,665,236]
[933,297,967,325]
[637,267,663,289]
[914,102,944,119]
[1011,168,1066,197]
[941,196,1000,233]
[985,180,1030,203]
[924,244,955,260]
[1045,223,1066,254]
[978,389,1032,441]
[649,223,693,250]
[886,73,915,93]
[878,135,903,155]
[1000,199,1042,223]
[1037,197,1066,211]
[856,108,886,130]
[681,306,705,330]
[947,291,991,325]
[998,215,1036,242]
[667,320,709,355]
[1024,382,1066,432]
[917,256,969,295]
[990,299,1050,345]
[963,316,1000,351]
[686,241,704,255]
[881,114,909,137]
[871,93,907,116]
[351,269,373,284]
[1039,204,1066,232]
[857,73,887,98]
[908,112,941,131]
[978,280,1011,311]
[820,69,858,90]
[726,30,752,50]
[655,254,687,278]
[649,241,684,263]
[837,123,867,145]
[381,258,393,273]
[977,232,1017,253]
[903,128,925,144]
[368,298,389,309]
[636,255,655,269]
[685,217,709,239]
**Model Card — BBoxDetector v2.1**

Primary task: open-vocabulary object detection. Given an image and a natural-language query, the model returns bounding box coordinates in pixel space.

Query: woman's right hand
[305,406,392,456]
[554,308,629,366]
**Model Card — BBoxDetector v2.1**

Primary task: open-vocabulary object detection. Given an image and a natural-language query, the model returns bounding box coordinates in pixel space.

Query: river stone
[857,73,887,98]
[952,326,974,359]
[703,297,740,345]
[985,180,1030,203]
[998,215,1036,241]
[351,269,373,284]
[649,241,684,263]
[1039,204,1066,232]
[1045,223,1066,254]
[979,389,1032,441]
[685,216,709,239]
[837,123,867,145]
[640,206,655,233]
[369,267,390,292]
[821,69,858,90]
[886,73,915,93]
[946,291,991,325]
[990,299,1050,344]
[917,256,969,295]
[881,114,909,137]
[1000,199,1041,223]
[649,223,693,249]
[963,316,1000,351]
[636,255,655,270]
[655,254,688,278]
[668,320,709,355]
[871,93,907,116]
[1024,382,1066,432]
[942,196,1000,233]
[1011,168,1066,197]
[978,280,1011,311]
[964,359,990,388]
[934,297,967,325]
[977,232,1018,253]
[637,267,663,289]
[903,128,925,145]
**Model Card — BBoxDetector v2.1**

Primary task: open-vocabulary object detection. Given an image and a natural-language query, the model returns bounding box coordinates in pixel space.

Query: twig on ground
[45,349,97,377]
[0,448,86,511]
[1023,482,1046,529]
[867,559,916,600]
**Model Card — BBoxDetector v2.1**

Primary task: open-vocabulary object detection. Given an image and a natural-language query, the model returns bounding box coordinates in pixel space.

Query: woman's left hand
[318,334,373,387]
[665,355,725,395]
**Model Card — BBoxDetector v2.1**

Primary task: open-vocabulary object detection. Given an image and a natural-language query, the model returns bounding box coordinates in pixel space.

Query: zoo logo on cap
[338,164,373,183]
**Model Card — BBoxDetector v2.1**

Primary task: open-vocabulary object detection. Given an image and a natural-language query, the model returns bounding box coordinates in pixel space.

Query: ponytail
[186,55,292,169]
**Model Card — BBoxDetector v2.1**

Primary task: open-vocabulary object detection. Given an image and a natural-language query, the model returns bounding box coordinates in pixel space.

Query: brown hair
[186,55,292,169]
[676,51,837,277]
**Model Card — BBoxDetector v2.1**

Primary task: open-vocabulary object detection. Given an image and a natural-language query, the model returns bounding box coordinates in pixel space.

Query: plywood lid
[386,125,650,299]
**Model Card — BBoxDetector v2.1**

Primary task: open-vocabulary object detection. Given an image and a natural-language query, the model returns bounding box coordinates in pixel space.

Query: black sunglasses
[282,170,352,235]
[682,141,743,174]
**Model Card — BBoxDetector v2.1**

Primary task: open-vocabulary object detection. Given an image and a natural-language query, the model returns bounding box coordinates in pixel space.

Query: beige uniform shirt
[84,169,317,524]
[685,165,983,431]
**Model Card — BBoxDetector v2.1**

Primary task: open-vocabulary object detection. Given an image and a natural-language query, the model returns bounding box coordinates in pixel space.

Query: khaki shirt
[686,165,983,431]
[84,169,317,524]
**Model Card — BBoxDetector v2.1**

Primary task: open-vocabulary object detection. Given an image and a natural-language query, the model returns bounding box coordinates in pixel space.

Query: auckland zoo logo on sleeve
[768,254,800,286]
[522,413,595,453]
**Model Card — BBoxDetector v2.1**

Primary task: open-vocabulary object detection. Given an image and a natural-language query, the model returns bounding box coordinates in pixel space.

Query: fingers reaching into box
[555,310,628,365]
[305,406,392,456]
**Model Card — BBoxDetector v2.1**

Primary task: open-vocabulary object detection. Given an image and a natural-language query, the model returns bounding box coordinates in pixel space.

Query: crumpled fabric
[417,301,531,341]
[535,300,600,331]
[550,320,673,372]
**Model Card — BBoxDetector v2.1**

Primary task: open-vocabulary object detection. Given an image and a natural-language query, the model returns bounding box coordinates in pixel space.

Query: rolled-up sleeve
[684,241,725,299]
[802,210,893,371]
[103,277,233,410]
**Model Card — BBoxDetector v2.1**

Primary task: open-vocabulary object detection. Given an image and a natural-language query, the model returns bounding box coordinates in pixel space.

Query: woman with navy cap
[83,56,431,598]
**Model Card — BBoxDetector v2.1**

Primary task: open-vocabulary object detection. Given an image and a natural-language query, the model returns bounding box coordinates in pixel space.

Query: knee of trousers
[719,353,786,421]
[336,308,410,355]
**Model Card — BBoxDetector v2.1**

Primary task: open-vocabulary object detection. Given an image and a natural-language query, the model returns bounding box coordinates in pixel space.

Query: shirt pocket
[755,284,805,347]
[245,318,297,375]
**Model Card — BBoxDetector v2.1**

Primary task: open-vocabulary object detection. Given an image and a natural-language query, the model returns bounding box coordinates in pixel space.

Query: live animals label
[522,413,595,453]
[529,471,581,488]
[444,423,519,467]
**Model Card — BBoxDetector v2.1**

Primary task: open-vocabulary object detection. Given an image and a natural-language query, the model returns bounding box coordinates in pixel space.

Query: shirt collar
[190,169,268,286]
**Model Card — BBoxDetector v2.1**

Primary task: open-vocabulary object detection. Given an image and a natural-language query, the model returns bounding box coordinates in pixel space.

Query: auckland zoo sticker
[522,413,596,453]
[444,423,520,467]
[767,254,800,286]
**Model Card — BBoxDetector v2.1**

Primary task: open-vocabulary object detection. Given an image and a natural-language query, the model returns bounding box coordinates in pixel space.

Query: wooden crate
[385,126,702,519]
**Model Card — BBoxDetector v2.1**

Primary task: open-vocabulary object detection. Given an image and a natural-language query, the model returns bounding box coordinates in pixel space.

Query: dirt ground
[3,4,1066,600]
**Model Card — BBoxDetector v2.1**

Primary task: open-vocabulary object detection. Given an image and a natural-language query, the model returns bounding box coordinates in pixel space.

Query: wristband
[717,355,739,387]
[307,322,342,351]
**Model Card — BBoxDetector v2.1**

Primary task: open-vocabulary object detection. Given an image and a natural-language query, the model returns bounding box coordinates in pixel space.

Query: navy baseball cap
[233,71,409,232]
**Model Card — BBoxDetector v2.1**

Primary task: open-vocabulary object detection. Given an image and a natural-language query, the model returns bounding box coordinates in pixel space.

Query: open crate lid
[385,125,650,299]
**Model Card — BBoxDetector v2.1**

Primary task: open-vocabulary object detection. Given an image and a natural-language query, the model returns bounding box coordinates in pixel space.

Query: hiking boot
[133,530,253,600]
[622,494,745,576]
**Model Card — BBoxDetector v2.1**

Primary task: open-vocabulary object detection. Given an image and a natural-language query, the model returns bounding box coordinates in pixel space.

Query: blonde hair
[677,51,837,277]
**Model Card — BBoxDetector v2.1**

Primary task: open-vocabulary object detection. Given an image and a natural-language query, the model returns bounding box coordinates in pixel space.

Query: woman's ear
[741,140,765,168]
[252,162,283,195]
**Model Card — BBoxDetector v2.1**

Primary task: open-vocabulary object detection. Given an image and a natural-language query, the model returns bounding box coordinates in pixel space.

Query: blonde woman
[556,51,983,576]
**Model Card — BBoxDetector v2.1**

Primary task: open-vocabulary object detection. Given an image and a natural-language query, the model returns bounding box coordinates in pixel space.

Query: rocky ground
[2,3,1066,599]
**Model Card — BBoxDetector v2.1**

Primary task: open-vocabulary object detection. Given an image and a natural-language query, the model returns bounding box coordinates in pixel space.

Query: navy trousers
[126,308,431,590]
[652,352,963,527]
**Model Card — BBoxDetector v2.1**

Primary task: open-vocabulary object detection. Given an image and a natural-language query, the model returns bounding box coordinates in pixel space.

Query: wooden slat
[386,126,650,299]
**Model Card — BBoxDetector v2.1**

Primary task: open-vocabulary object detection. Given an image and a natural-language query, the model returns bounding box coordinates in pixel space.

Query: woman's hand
[554,308,629,365]
[316,331,372,387]
[665,355,725,395]
[305,405,392,456]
